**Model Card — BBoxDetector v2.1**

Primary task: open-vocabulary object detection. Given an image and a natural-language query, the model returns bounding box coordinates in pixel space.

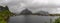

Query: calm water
[8,15,60,23]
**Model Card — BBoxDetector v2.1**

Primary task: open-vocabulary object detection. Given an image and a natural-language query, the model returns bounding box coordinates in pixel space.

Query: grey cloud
[0,0,60,14]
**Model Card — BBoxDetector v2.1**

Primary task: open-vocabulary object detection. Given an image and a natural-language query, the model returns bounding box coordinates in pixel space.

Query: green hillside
[0,6,14,23]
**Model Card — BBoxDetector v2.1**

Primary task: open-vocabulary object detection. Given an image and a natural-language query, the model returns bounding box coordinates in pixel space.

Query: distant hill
[0,6,9,11]
[20,8,32,15]
[33,11,49,16]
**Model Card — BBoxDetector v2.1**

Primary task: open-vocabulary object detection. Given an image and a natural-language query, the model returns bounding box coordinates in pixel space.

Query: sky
[0,0,60,14]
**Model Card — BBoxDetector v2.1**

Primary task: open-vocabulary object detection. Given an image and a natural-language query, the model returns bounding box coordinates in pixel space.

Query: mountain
[33,11,49,16]
[0,6,9,11]
[20,8,32,15]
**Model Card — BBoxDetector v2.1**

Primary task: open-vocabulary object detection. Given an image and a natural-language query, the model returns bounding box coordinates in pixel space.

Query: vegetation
[53,17,60,23]
[49,14,60,16]
[0,6,14,23]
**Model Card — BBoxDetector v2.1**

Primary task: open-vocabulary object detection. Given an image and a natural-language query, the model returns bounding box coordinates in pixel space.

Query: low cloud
[0,0,60,14]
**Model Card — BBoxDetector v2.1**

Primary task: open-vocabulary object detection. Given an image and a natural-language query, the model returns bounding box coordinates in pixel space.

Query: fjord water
[8,15,59,23]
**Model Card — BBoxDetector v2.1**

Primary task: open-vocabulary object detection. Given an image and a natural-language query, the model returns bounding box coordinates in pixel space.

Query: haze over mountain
[0,0,60,14]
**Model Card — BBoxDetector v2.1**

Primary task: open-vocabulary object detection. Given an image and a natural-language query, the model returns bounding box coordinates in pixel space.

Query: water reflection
[8,15,60,23]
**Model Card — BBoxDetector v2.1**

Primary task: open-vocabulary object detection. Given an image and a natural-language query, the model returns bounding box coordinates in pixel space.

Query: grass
[53,17,60,23]
[0,10,13,23]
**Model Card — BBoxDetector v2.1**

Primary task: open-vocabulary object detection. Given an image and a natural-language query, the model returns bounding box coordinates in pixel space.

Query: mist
[0,0,60,14]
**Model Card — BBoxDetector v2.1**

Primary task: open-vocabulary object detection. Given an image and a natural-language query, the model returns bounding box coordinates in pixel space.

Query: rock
[0,6,9,11]
[20,8,32,15]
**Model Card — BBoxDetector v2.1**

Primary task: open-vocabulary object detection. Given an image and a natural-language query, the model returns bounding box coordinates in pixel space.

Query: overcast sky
[0,0,60,14]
